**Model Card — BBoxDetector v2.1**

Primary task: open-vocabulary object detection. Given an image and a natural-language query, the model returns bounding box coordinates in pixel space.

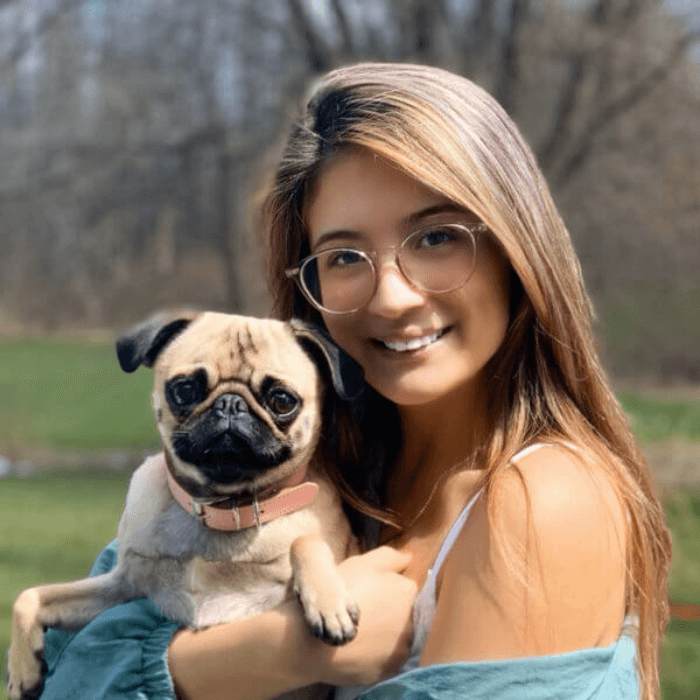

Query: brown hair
[259,62,670,700]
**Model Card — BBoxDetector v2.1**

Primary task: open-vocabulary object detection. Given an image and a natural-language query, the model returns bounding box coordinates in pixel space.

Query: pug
[7,311,364,700]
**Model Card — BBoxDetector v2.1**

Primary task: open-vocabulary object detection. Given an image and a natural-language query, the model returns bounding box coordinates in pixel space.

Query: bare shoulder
[421,444,628,665]
[493,444,627,551]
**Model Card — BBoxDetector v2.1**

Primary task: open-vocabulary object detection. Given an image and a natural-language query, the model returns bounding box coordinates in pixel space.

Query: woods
[0,0,698,378]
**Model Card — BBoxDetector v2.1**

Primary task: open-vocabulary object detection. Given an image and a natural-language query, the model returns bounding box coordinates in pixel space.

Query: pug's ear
[290,319,364,401]
[116,310,200,373]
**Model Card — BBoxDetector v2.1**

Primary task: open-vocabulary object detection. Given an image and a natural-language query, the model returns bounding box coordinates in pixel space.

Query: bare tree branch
[495,0,531,115]
[214,151,242,309]
[414,0,449,61]
[537,0,618,165]
[556,29,700,184]
[287,0,335,73]
[471,0,496,41]
[536,53,587,171]
[0,0,85,70]
[329,0,356,58]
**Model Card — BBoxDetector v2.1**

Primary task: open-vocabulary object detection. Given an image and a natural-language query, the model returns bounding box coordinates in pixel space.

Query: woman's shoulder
[482,442,628,611]
[495,442,628,542]
[421,442,628,664]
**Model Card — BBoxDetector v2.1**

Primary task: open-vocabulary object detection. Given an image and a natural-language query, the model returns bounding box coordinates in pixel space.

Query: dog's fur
[7,311,363,700]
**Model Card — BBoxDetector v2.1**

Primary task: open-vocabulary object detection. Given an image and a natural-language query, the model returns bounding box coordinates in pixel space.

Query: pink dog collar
[165,463,319,531]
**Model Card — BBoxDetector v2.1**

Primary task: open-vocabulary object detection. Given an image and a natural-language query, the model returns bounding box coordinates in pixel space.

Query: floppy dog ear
[116,310,199,373]
[290,319,364,402]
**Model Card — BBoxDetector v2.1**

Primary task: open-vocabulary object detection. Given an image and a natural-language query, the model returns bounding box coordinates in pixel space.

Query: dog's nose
[213,393,248,416]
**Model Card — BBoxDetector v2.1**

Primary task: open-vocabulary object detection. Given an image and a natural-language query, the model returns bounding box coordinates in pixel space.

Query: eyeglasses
[285,222,488,315]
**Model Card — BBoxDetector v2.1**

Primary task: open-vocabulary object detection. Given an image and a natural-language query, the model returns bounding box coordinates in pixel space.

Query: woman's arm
[169,546,417,700]
[421,445,628,665]
[168,602,320,700]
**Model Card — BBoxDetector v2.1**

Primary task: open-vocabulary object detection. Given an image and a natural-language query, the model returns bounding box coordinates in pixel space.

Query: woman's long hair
[258,62,671,700]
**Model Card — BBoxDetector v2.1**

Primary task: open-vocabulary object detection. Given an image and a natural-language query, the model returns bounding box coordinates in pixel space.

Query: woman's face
[306,148,512,408]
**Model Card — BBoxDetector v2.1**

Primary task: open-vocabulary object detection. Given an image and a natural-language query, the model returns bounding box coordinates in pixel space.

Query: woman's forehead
[306,149,468,247]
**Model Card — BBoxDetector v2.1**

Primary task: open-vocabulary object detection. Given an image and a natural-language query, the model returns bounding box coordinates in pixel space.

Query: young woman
[37,63,671,700]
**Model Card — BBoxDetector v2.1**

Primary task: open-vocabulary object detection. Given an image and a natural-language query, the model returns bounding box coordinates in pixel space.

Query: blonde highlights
[259,62,670,700]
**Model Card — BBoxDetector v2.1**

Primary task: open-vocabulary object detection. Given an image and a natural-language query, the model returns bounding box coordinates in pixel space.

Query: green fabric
[357,636,638,700]
[40,540,180,700]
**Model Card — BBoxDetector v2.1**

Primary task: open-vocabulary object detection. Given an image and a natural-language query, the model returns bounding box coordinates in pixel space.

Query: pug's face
[149,313,324,497]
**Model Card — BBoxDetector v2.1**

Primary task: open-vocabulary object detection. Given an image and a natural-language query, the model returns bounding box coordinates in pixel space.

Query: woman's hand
[312,546,417,687]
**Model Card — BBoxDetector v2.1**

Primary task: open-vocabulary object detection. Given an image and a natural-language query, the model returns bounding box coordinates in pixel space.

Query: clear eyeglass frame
[285,222,489,315]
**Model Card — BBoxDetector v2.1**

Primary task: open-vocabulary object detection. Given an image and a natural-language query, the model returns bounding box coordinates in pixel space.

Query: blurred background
[0,0,699,697]
[0,0,698,372]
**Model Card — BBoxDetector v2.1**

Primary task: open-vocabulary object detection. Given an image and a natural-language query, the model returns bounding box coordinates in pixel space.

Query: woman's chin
[365,372,477,409]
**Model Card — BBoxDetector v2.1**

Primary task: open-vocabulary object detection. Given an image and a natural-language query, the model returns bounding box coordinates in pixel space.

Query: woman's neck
[384,379,489,517]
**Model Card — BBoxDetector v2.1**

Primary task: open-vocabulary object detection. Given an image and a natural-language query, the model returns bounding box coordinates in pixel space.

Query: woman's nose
[365,262,426,318]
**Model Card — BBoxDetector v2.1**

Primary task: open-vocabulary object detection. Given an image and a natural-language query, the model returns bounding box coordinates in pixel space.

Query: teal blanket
[358,637,638,700]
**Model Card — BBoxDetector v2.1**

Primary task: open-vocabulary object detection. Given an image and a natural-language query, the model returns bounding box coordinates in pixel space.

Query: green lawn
[619,393,700,444]
[0,337,159,454]
[0,470,129,700]
[662,489,700,699]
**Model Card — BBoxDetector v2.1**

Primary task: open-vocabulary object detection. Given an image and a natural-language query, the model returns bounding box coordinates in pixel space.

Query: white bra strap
[431,488,483,575]
[510,442,549,462]
[510,441,580,464]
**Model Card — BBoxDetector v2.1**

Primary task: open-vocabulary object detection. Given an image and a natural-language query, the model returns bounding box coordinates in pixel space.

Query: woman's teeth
[381,330,445,352]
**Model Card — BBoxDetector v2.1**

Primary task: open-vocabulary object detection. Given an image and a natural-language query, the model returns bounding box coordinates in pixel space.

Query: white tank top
[334,443,553,700]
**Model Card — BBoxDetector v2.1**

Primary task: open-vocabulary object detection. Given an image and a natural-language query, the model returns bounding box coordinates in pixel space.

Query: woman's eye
[266,389,299,416]
[415,228,455,249]
[327,249,365,268]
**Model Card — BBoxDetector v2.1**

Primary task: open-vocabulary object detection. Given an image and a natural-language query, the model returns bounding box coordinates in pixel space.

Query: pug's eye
[166,371,207,416]
[172,380,198,405]
[265,388,299,418]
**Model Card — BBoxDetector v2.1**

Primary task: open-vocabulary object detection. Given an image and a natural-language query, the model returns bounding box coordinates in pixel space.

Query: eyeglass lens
[300,225,477,313]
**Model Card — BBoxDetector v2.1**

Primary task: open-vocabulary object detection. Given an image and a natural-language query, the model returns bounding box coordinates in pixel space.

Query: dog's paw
[6,591,47,700]
[294,581,360,646]
[6,641,46,700]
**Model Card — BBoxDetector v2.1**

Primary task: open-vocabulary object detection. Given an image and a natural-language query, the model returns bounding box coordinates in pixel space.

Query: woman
[37,63,670,700]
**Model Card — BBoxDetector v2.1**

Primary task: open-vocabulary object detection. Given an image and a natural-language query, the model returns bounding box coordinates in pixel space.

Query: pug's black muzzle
[171,392,291,484]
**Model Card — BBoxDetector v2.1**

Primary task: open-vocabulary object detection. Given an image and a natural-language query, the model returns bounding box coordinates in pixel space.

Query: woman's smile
[374,326,450,353]
[306,147,512,408]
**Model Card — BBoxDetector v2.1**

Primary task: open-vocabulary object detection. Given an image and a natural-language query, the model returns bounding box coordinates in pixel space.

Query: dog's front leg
[6,569,132,700]
[290,535,359,646]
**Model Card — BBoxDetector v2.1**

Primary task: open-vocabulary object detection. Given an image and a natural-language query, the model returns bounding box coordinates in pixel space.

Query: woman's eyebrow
[312,229,364,250]
[405,202,471,225]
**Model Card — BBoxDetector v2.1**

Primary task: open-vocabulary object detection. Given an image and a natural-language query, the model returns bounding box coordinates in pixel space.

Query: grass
[0,470,129,700]
[619,393,700,444]
[660,490,700,699]
[0,338,159,454]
